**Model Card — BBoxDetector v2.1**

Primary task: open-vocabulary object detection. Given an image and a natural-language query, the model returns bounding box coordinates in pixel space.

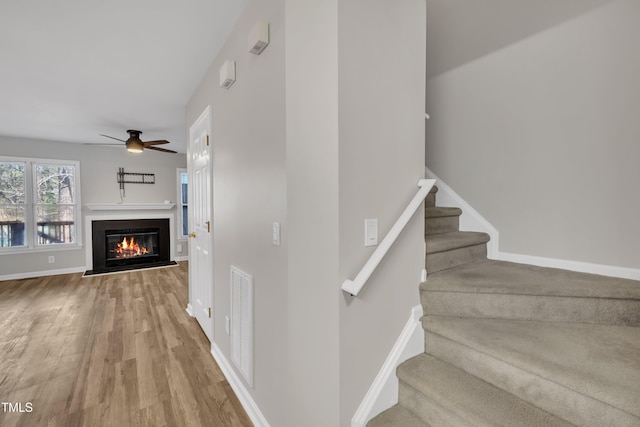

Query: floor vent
[230,265,254,387]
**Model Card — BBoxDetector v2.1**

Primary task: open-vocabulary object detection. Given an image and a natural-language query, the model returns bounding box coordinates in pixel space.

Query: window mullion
[28,161,36,248]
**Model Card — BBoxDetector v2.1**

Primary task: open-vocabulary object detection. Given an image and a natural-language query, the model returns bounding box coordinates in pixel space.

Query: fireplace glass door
[105,230,159,266]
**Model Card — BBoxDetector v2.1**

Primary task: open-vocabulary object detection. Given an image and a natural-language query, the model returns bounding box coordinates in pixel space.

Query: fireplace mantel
[84,203,175,211]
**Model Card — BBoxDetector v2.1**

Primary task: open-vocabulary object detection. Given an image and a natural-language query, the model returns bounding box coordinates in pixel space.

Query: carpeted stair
[368,185,640,426]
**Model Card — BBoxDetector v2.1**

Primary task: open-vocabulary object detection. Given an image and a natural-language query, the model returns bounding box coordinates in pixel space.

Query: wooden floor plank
[0,263,252,427]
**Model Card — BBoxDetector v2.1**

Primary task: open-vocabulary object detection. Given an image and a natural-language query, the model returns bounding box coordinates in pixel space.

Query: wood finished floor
[0,262,252,427]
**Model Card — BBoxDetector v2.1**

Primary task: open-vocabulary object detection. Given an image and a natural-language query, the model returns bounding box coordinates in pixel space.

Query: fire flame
[113,236,150,258]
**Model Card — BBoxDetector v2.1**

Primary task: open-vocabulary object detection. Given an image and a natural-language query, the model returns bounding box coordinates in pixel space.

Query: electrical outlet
[177,244,183,253]
[48,256,55,264]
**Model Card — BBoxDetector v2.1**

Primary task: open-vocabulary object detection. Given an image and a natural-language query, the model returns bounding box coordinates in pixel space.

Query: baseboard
[351,305,424,427]
[210,341,270,427]
[175,255,189,262]
[425,166,500,258]
[496,252,640,281]
[0,266,87,282]
[425,166,640,281]
[185,303,194,317]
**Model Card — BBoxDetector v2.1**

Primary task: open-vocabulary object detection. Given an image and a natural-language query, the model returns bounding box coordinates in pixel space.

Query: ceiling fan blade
[100,134,126,143]
[146,146,177,154]
[143,139,170,146]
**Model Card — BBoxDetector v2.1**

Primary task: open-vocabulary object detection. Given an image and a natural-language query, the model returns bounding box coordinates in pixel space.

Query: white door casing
[188,106,213,342]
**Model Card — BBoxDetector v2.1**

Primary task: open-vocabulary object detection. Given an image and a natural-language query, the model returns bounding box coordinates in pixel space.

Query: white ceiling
[0,0,248,153]
[427,0,612,78]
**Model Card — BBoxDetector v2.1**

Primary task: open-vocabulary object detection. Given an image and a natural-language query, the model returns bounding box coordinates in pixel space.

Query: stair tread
[367,404,428,427]
[426,231,490,253]
[398,354,572,427]
[423,259,640,299]
[423,315,640,417]
[425,206,462,218]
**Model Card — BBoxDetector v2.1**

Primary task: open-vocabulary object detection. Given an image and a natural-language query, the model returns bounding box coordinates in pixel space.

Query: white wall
[426,0,640,269]
[337,0,426,425]
[0,136,187,277]
[286,1,341,425]
[186,0,288,425]
[187,0,425,425]
[286,0,426,424]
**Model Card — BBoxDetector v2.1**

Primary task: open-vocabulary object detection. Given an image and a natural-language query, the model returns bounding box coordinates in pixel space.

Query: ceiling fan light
[126,139,144,153]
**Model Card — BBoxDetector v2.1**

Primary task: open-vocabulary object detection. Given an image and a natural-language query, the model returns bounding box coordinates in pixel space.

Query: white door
[188,106,213,341]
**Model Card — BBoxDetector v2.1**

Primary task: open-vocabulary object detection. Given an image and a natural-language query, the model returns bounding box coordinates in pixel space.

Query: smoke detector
[219,60,236,89]
[248,21,269,55]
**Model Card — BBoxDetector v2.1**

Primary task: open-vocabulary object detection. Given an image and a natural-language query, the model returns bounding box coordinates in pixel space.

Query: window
[177,169,188,239]
[0,157,80,251]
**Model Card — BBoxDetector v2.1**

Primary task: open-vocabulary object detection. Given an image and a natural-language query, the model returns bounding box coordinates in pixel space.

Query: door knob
[188,232,196,238]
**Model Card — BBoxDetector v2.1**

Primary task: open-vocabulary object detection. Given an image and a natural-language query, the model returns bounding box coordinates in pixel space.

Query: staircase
[368,186,640,426]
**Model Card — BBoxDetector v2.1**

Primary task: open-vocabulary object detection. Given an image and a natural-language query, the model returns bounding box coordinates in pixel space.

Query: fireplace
[85,218,174,275]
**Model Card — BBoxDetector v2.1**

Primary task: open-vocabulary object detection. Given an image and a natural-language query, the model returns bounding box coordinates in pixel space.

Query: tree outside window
[0,162,26,247]
[0,158,80,249]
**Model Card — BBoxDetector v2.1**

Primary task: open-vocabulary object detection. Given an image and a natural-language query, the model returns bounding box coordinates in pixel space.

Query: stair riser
[425,216,459,235]
[426,244,486,274]
[424,330,640,426]
[398,382,471,427]
[425,192,436,208]
[365,405,426,427]
[422,292,640,326]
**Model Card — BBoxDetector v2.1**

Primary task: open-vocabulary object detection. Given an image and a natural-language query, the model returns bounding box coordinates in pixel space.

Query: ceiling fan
[99,130,177,154]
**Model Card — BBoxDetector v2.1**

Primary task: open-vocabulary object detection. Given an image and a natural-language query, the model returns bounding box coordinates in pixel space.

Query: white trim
[210,341,270,427]
[84,213,175,270]
[425,167,499,258]
[84,203,175,211]
[174,255,189,262]
[0,243,83,255]
[176,168,188,240]
[0,266,86,281]
[185,303,194,317]
[425,166,640,280]
[351,305,424,427]
[496,252,640,281]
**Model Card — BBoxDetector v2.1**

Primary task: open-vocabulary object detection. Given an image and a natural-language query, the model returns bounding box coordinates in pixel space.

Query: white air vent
[248,21,269,55]
[219,60,236,89]
[230,265,253,387]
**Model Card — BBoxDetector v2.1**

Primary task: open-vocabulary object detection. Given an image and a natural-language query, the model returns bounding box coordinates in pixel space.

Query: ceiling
[0,0,248,154]
[427,0,612,78]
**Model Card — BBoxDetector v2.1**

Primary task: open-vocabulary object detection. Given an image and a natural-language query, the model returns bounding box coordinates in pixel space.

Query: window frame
[0,156,82,254]
[176,168,188,241]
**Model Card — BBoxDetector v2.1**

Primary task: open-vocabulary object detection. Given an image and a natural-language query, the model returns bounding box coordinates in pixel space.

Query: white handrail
[342,178,436,297]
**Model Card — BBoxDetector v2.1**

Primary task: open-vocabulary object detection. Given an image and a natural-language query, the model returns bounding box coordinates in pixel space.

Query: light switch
[272,222,281,246]
[364,219,378,247]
